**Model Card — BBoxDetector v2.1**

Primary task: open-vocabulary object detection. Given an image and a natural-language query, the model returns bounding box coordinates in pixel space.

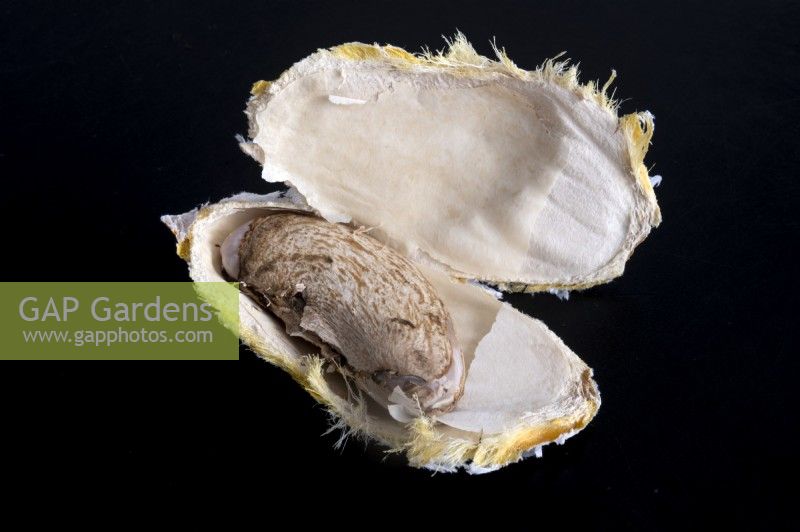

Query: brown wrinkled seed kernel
[238,212,461,409]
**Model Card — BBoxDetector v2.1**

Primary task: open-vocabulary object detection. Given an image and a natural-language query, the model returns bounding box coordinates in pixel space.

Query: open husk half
[163,191,600,473]
[240,33,661,291]
[163,35,659,472]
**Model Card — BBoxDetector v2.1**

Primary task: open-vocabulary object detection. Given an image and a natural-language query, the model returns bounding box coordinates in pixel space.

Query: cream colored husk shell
[162,191,600,473]
[163,34,661,472]
[242,33,660,292]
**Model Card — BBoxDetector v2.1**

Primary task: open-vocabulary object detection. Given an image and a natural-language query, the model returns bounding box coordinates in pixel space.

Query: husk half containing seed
[162,191,600,473]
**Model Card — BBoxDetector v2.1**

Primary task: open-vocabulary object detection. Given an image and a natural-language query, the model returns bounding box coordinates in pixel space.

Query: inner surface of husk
[243,36,660,290]
[173,194,595,438]
[252,71,568,279]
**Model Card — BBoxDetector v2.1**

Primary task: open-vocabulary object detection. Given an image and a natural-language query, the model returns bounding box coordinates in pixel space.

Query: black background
[1,0,798,526]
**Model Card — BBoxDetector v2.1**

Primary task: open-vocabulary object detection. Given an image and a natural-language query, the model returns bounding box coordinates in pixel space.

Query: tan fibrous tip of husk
[621,111,663,225]
[250,79,271,96]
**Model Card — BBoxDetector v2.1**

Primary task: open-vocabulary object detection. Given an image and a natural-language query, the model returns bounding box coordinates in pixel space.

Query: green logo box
[1,282,240,360]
